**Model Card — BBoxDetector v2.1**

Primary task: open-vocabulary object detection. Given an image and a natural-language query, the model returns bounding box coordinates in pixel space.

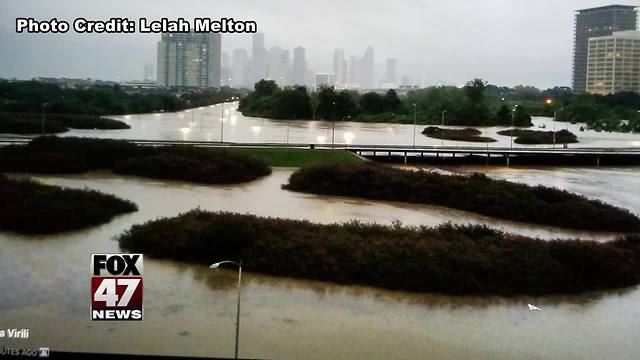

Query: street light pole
[412,103,417,148]
[41,102,49,135]
[511,105,518,150]
[210,260,243,359]
[553,110,557,149]
[441,110,446,147]
[220,100,225,143]
[331,101,336,149]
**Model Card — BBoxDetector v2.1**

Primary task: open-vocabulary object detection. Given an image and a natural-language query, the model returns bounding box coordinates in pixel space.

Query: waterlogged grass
[0,175,137,234]
[0,137,272,184]
[228,148,364,167]
[283,164,640,232]
[0,112,129,134]
[497,129,579,145]
[118,210,640,295]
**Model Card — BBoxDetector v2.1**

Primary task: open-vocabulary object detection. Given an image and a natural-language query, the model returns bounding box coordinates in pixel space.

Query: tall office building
[333,49,346,87]
[586,31,640,95]
[232,48,250,88]
[384,58,397,86]
[156,32,221,88]
[572,5,637,92]
[251,33,267,85]
[143,63,154,81]
[360,46,375,89]
[348,55,360,87]
[268,46,289,85]
[292,46,307,86]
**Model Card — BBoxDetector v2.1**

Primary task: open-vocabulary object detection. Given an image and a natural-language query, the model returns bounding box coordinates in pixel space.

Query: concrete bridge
[1,137,639,166]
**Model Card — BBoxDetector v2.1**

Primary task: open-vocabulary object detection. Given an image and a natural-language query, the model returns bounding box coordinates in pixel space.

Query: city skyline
[1,0,639,88]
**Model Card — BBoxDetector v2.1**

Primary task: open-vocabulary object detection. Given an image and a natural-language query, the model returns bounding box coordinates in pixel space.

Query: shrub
[497,129,578,144]
[422,126,497,143]
[118,210,640,295]
[0,175,137,234]
[283,164,640,232]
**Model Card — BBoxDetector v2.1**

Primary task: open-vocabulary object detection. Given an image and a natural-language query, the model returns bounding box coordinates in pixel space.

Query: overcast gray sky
[0,0,638,88]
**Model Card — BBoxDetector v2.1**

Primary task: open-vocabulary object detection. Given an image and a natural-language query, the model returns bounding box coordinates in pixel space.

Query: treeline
[474,85,640,132]
[283,164,640,233]
[118,210,640,295]
[0,80,238,115]
[0,137,271,184]
[0,175,137,234]
[239,79,533,127]
[238,80,403,121]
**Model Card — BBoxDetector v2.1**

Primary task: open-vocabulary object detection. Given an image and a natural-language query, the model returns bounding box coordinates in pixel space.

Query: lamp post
[210,260,243,359]
[412,103,417,148]
[511,105,518,150]
[41,102,49,135]
[440,110,447,147]
[331,101,336,149]
[221,99,230,143]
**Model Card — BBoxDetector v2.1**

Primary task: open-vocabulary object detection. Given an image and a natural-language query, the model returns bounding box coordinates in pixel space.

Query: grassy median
[228,148,364,167]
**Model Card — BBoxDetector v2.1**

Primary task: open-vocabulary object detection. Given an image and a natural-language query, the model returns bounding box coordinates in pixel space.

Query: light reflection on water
[0,167,639,359]
[55,102,640,149]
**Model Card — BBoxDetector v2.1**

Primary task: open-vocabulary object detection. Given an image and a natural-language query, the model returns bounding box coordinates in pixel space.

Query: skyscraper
[157,32,221,88]
[348,55,360,87]
[384,58,397,86]
[292,46,307,86]
[232,48,250,88]
[360,46,375,89]
[251,33,267,85]
[572,5,637,92]
[333,49,346,87]
[268,46,287,85]
[586,30,640,95]
[221,51,231,87]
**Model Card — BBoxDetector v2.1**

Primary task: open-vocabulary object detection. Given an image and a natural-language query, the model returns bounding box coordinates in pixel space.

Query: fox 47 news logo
[91,254,143,321]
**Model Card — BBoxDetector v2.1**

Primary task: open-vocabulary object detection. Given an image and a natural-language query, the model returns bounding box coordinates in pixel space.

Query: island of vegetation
[422,126,497,143]
[0,112,130,135]
[0,137,271,184]
[0,175,137,234]
[496,129,579,145]
[118,210,640,295]
[0,80,239,134]
[283,164,640,233]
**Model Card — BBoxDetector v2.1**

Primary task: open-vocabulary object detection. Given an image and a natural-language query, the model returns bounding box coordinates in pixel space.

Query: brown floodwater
[1,167,639,359]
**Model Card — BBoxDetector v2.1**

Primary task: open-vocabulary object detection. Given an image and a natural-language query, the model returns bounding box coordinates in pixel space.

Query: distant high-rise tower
[333,49,346,87]
[292,46,307,86]
[572,5,638,93]
[384,58,397,86]
[360,46,375,89]
[268,46,288,85]
[348,55,360,87]
[251,33,267,86]
[157,32,221,88]
[143,63,153,81]
[232,48,250,88]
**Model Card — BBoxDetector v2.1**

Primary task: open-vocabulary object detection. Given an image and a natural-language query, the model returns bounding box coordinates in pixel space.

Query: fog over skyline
[0,0,638,88]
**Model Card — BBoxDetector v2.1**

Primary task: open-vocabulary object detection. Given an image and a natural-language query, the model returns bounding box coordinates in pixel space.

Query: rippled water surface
[1,165,639,359]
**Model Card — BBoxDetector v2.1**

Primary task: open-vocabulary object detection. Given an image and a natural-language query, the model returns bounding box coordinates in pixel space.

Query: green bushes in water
[0,112,129,134]
[283,164,640,233]
[113,147,272,184]
[118,210,640,295]
[422,126,497,143]
[0,175,137,234]
[497,129,578,144]
[0,137,272,184]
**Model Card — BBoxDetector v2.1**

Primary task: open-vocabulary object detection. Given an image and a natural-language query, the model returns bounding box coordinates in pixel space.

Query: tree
[384,89,402,112]
[495,105,511,125]
[464,78,488,105]
[360,92,385,114]
[254,80,278,97]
